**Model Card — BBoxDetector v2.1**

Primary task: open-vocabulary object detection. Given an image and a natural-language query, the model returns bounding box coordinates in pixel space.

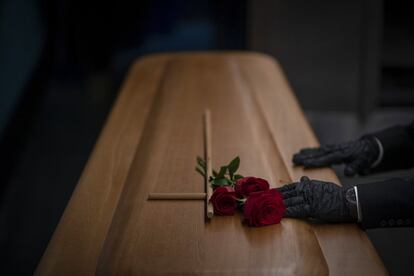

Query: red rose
[243,189,286,227]
[209,186,238,216]
[235,177,270,197]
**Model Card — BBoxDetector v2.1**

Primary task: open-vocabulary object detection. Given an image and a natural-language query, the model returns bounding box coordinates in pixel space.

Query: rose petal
[243,189,286,227]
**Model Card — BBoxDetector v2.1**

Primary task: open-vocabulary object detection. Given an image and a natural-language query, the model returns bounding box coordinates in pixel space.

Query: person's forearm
[355,178,414,228]
[369,122,414,173]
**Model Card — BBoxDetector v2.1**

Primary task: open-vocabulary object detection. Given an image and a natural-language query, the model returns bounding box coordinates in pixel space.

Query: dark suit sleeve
[356,178,414,228]
[370,121,414,172]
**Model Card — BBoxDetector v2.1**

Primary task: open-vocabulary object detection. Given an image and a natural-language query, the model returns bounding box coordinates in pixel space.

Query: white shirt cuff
[370,137,384,168]
[354,186,362,223]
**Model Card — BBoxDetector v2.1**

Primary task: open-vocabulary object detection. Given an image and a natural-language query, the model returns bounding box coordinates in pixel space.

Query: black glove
[292,136,380,176]
[277,176,357,223]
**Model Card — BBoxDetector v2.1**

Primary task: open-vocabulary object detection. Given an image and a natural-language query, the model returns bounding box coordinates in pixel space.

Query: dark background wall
[250,0,372,112]
[0,0,413,275]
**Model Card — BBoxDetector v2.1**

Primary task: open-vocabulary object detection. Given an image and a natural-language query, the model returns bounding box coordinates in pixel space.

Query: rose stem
[204,109,214,219]
[148,193,207,200]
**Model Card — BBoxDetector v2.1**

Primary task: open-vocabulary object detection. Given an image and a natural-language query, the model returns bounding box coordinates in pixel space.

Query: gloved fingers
[279,189,298,199]
[293,144,341,161]
[309,179,341,197]
[283,196,304,207]
[301,144,340,154]
[293,147,327,165]
[302,151,344,168]
[284,204,311,218]
[276,182,297,194]
[344,157,367,176]
[277,183,298,199]
[296,176,311,195]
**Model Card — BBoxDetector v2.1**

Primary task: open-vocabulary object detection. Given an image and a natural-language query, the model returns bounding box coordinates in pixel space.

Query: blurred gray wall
[249,0,382,113]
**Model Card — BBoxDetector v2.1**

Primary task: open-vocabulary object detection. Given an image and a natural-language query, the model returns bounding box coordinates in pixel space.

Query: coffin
[36,52,387,275]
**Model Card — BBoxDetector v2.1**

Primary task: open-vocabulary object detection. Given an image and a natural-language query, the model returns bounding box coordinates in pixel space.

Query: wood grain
[35,52,387,276]
[148,193,207,200]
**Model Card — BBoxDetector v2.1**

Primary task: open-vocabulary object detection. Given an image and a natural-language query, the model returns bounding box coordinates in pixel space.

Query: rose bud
[243,189,286,227]
[235,177,270,198]
[209,186,238,216]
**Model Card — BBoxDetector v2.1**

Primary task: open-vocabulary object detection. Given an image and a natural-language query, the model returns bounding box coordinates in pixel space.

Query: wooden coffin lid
[36,52,387,276]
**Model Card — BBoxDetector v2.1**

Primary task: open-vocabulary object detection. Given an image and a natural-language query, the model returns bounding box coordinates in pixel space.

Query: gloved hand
[277,176,357,222]
[292,136,380,176]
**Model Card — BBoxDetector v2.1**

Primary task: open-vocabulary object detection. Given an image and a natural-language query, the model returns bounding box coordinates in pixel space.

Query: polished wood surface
[147,192,207,200]
[36,52,387,276]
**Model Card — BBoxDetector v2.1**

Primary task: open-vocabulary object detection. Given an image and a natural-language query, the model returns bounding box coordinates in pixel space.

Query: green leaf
[195,166,205,177]
[212,170,218,177]
[217,166,227,178]
[196,164,205,173]
[212,178,231,187]
[228,156,240,178]
[197,156,206,169]
[234,174,244,180]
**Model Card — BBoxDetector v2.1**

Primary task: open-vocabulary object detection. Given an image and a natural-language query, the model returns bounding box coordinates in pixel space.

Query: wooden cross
[147,110,214,219]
